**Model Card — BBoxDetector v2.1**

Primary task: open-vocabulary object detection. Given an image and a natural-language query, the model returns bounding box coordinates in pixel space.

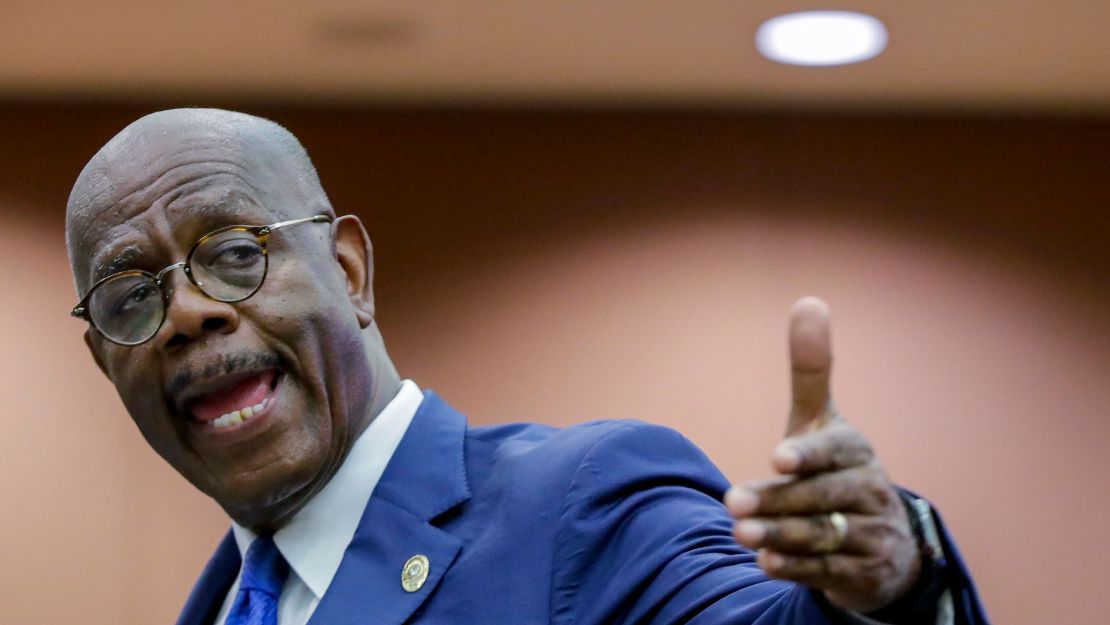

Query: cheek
[105,349,161,421]
[259,255,346,330]
[291,303,372,423]
[254,258,373,431]
[112,359,187,461]
[101,344,190,469]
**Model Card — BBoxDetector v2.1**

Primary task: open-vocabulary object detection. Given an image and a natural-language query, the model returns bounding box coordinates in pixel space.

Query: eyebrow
[92,245,146,284]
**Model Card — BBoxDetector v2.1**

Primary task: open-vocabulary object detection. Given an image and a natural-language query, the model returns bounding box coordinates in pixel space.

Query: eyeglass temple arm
[262,214,332,234]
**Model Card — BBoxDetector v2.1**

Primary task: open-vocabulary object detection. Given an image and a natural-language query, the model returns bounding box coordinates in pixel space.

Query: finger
[758,549,911,612]
[734,513,873,555]
[727,464,888,517]
[787,296,836,436]
[757,549,864,590]
[771,421,874,475]
[724,475,793,516]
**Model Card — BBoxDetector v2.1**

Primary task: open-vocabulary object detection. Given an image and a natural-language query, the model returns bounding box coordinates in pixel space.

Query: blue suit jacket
[176,391,988,625]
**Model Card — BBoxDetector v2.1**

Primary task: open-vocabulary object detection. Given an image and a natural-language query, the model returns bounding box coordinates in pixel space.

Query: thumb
[786,296,836,436]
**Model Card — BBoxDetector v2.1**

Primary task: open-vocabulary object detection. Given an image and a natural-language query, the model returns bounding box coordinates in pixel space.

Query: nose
[155,268,240,350]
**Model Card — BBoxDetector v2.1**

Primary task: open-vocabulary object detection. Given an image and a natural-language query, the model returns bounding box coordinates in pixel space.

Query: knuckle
[795,557,821,578]
[775,483,811,513]
[805,515,827,540]
[817,476,849,511]
[863,479,894,509]
[795,441,823,470]
[860,443,877,462]
[774,518,814,549]
[761,520,781,544]
[764,519,788,544]
[755,486,781,514]
[835,425,875,461]
[819,426,875,471]
[761,551,787,576]
[874,529,899,557]
[857,517,916,572]
[849,444,875,466]
[829,447,851,469]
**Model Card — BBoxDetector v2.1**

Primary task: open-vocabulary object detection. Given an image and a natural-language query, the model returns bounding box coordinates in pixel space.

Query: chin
[206,451,326,529]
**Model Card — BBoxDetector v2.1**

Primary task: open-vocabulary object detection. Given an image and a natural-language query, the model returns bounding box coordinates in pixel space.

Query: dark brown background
[1,102,1107,624]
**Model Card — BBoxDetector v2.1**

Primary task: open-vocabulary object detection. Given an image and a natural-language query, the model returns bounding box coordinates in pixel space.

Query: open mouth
[186,369,283,431]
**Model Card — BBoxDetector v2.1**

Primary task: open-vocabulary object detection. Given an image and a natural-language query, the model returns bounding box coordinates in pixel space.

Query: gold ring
[819,511,849,553]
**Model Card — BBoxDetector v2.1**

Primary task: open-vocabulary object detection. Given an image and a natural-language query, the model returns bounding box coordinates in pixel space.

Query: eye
[112,282,159,315]
[206,240,263,268]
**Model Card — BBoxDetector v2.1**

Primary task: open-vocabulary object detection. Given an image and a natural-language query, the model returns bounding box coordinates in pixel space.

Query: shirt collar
[231,379,424,599]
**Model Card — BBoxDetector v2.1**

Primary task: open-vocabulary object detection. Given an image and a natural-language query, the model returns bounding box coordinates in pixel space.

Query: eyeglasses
[72,214,332,346]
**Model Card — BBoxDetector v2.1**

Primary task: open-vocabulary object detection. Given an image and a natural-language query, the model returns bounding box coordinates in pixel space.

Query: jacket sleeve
[548,421,989,625]
[549,421,831,625]
[915,495,991,625]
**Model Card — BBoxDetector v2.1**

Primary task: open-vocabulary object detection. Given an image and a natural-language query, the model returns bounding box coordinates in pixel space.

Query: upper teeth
[211,398,269,429]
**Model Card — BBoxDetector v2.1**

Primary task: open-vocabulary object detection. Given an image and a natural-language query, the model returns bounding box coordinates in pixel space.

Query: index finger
[788,297,835,436]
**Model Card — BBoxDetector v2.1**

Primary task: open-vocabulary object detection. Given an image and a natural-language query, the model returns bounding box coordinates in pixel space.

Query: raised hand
[725,297,921,613]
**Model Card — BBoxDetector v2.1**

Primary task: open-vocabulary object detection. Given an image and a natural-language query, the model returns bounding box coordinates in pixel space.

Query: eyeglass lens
[189,229,268,300]
[88,229,268,344]
[88,274,165,345]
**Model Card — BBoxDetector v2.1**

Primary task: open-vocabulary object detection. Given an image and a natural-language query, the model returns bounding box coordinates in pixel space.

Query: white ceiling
[1,1,1107,113]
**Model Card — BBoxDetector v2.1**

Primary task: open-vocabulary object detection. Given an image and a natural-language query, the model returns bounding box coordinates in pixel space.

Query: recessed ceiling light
[755,11,888,67]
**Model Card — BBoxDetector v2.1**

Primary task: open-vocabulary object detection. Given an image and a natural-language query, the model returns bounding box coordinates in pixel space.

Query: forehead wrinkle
[164,179,269,225]
[109,157,258,224]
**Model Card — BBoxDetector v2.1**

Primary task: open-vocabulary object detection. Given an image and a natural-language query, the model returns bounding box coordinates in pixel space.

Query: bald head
[67,108,331,290]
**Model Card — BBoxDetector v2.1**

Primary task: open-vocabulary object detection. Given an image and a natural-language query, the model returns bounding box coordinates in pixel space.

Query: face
[70,122,377,529]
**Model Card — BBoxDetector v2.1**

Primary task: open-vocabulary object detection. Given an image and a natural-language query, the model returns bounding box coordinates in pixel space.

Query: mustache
[165,352,282,399]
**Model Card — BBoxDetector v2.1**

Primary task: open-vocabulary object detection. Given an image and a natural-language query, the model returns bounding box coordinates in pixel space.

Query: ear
[84,329,111,378]
[332,215,375,328]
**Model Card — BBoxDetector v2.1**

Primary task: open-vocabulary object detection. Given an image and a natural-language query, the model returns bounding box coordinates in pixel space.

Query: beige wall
[1,105,1107,624]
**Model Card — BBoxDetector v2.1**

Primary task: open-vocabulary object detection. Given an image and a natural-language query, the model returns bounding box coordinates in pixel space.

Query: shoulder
[464,418,730,505]
[467,418,658,461]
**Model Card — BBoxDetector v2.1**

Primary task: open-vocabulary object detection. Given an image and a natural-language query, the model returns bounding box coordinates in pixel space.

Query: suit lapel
[306,391,471,625]
[175,530,240,625]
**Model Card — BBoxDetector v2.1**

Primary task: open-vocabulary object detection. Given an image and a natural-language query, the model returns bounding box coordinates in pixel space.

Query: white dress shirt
[213,380,424,625]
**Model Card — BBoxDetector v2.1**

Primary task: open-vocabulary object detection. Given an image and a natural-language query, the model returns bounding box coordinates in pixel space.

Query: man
[66,109,987,625]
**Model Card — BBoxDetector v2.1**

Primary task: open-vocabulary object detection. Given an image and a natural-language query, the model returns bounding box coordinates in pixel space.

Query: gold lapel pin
[401,554,430,592]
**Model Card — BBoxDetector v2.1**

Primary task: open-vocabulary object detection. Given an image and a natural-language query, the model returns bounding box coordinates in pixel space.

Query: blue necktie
[226,536,290,625]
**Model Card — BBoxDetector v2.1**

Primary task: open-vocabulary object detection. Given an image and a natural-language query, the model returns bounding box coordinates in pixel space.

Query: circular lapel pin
[401,554,430,593]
